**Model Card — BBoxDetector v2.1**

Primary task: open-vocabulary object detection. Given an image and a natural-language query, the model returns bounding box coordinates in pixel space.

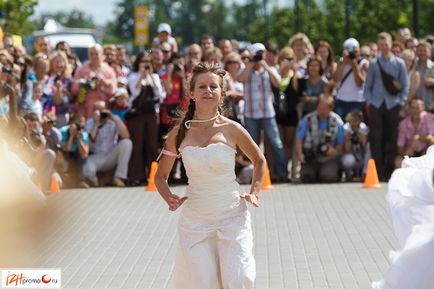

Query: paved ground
[28,183,396,289]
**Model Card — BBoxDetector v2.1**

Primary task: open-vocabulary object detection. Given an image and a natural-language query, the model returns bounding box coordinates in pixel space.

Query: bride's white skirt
[372,146,434,289]
[174,202,255,289]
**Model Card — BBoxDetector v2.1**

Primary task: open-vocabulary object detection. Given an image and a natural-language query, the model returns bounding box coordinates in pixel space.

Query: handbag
[125,84,157,119]
[271,80,288,119]
[274,90,288,118]
[377,60,402,95]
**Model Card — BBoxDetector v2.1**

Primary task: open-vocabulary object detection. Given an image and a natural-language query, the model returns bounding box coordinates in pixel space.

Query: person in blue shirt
[60,113,90,187]
[294,95,345,183]
[364,32,409,181]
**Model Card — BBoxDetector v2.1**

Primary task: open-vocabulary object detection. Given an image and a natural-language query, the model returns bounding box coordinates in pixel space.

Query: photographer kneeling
[341,111,369,181]
[295,95,345,183]
[60,113,90,188]
[83,101,132,187]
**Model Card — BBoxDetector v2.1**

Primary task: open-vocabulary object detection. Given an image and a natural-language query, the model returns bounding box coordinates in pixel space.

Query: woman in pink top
[395,97,434,168]
[71,44,117,119]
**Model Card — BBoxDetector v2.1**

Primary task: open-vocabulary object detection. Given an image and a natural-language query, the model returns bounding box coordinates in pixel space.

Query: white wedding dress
[174,142,255,289]
[372,145,434,289]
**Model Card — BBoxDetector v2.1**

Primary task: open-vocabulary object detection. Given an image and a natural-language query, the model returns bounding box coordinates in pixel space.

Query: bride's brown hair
[175,62,226,150]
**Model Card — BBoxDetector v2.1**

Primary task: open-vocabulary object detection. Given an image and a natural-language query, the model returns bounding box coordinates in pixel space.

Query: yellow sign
[12,35,23,47]
[134,6,149,46]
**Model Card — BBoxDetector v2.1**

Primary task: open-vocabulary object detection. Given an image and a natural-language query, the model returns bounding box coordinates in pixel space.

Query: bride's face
[192,72,222,105]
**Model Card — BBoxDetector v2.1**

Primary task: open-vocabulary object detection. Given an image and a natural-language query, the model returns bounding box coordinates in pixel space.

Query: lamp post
[295,0,300,32]
[413,0,419,38]
[263,0,269,41]
[344,0,351,39]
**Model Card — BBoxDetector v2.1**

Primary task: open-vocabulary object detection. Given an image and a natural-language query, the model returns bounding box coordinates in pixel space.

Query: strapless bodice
[180,142,244,219]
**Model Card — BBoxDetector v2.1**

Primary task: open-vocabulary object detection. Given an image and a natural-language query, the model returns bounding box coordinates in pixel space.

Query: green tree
[106,0,434,53]
[0,0,38,35]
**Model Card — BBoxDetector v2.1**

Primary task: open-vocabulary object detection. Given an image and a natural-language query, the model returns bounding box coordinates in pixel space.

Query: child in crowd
[341,111,369,181]
[31,82,43,118]
[110,88,130,122]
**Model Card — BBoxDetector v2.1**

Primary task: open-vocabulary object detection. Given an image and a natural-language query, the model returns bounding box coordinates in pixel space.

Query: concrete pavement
[29,183,396,289]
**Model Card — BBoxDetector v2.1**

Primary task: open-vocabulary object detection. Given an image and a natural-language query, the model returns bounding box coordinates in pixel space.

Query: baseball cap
[343,38,360,51]
[248,43,266,55]
[157,23,172,34]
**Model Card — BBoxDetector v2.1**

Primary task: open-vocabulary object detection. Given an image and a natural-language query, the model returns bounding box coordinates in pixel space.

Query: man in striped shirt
[237,43,288,181]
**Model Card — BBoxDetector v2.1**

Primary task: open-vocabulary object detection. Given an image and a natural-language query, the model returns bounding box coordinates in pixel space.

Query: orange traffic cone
[261,163,273,190]
[363,159,381,188]
[146,161,158,191]
[50,175,60,193]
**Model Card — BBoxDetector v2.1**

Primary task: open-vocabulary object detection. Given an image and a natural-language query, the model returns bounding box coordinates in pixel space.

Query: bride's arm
[155,126,187,211]
[229,122,266,200]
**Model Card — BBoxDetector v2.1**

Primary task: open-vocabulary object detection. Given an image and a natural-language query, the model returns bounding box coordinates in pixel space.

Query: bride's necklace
[185,112,220,129]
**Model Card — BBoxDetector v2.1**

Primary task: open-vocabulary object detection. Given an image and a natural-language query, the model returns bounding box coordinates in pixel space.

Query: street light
[344,0,351,39]
[263,0,269,41]
[413,0,419,38]
[295,0,300,32]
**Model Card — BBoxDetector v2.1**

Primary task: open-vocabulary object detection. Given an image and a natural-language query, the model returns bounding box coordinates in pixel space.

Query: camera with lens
[350,130,359,144]
[303,148,316,162]
[173,64,181,71]
[100,111,109,119]
[347,48,356,60]
[318,133,333,156]
[75,123,83,131]
[253,53,263,62]
[79,76,98,91]
[54,73,62,82]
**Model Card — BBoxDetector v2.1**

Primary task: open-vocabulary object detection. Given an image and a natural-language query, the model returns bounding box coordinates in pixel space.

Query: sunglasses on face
[162,50,170,54]
[226,60,239,65]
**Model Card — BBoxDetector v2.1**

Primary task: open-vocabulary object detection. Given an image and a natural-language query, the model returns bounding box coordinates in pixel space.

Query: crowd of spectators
[0,23,433,191]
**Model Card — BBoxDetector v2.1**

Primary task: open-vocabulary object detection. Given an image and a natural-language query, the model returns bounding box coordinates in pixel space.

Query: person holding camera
[364,32,409,181]
[72,44,117,119]
[160,52,187,138]
[395,97,434,168]
[333,38,369,120]
[49,51,73,128]
[237,43,289,182]
[60,113,89,188]
[127,51,165,186]
[294,95,345,183]
[83,101,132,187]
[341,111,369,181]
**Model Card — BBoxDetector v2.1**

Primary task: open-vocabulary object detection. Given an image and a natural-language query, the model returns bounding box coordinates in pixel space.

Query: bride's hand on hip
[167,194,188,211]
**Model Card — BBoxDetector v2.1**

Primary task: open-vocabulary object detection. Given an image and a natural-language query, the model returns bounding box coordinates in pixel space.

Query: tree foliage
[0,0,38,35]
[108,0,433,53]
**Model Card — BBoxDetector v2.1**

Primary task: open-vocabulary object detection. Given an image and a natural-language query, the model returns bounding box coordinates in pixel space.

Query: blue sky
[34,0,289,25]
[34,0,119,25]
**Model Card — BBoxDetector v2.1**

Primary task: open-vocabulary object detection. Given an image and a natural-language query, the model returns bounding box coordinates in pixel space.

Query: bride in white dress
[372,145,434,289]
[155,62,266,289]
